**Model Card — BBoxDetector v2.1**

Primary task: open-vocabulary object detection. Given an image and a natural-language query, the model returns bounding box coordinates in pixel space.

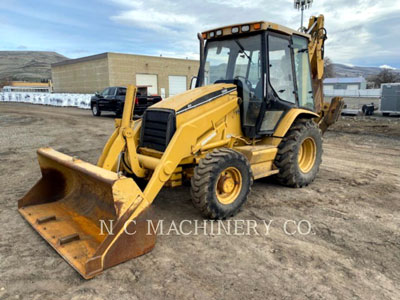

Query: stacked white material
[0,92,92,109]
[324,89,381,98]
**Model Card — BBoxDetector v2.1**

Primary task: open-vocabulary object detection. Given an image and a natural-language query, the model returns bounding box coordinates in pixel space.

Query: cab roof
[202,21,310,40]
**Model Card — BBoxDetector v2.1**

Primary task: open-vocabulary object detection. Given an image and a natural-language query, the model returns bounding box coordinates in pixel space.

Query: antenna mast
[294,0,313,32]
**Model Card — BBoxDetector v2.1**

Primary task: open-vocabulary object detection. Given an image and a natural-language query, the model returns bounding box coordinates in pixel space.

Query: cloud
[111,8,197,32]
[380,65,396,70]
[1,0,399,67]
[109,0,296,59]
[109,0,400,67]
[207,0,261,9]
[317,0,400,65]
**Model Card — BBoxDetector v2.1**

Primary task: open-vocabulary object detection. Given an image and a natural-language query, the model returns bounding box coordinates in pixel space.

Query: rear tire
[274,119,322,188]
[92,103,101,116]
[191,148,253,219]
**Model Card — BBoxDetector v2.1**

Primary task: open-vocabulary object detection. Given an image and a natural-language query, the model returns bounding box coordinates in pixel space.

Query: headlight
[231,27,239,34]
[241,25,250,32]
[209,31,215,38]
[216,29,223,36]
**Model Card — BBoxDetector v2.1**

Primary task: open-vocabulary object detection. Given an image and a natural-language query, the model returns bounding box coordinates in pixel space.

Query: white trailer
[381,83,400,116]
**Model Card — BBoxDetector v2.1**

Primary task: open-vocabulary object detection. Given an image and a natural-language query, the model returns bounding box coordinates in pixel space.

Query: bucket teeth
[58,233,80,245]
[36,215,56,224]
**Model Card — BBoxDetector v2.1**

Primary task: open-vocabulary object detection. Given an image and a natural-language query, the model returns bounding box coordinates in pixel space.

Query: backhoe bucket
[18,147,156,279]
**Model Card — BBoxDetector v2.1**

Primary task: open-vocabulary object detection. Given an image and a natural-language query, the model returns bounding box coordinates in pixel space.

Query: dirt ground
[0,102,399,300]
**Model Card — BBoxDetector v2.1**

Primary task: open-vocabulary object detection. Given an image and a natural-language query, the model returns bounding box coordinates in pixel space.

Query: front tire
[191,148,253,219]
[274,119,322,188]
[92,103,101,116]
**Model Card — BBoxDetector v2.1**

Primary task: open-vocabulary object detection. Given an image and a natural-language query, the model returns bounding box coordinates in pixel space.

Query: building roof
[52,53,107,67]
[323,77,366,84]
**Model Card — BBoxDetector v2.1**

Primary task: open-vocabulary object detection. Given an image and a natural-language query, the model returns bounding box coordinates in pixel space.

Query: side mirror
[190,76,198,89]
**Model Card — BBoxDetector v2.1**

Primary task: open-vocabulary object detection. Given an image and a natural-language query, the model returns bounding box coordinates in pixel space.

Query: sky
[1,0,399,68]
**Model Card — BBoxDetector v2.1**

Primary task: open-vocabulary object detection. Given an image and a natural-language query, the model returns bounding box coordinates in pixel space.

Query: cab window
[204,46,230,85]
[268,35,296,104]
[204,35,263,127]
[233,49,261,90]
[293,35,314,110]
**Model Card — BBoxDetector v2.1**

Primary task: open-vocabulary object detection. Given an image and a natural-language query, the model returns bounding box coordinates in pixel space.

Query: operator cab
[197,22,315,138]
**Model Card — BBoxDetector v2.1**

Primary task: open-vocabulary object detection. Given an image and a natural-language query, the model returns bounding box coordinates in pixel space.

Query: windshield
[203,34,263,126]
[204,35,262,87]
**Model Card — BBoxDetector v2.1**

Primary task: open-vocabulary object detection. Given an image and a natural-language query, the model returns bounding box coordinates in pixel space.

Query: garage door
[169,76,187,97]
[136,74,158,95]
[346,84,359,90]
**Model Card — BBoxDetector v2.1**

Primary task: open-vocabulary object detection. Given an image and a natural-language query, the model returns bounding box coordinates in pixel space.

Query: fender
[273,108,319,138]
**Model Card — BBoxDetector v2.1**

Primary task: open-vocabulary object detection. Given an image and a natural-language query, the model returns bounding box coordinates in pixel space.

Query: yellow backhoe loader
[18,15,343,279]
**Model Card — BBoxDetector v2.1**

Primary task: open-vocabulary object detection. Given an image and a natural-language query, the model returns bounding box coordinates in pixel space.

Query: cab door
[98,88,109,110]
[292,35,314,110]
[256,33,298,135]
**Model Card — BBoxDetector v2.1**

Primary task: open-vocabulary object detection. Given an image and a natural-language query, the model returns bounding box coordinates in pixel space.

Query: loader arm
[97,85,147,177]
[307,15,344,133]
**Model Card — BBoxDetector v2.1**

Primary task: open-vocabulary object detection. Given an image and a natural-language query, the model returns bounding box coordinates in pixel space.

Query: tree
[370,69,400,88]
[0,78,11,89]
[324,57,335,78]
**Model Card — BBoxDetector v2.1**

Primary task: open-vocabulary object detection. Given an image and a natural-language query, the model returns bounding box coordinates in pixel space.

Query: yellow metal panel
[234,145,278,164]
[152,83,236,113]
[251,161,279,180]
[273,108,319,138]
[203,21,310,40]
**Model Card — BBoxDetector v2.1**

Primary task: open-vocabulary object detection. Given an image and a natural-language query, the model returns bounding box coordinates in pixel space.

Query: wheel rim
[298,137,317,173]
[93,106,97,115]
[216,167,242,205]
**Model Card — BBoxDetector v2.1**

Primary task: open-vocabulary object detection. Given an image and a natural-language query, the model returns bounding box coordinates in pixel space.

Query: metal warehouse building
[323,77,367,91]
[51,52,199,97]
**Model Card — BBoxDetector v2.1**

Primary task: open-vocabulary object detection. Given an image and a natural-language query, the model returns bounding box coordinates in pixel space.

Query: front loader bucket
[18,148,156,279]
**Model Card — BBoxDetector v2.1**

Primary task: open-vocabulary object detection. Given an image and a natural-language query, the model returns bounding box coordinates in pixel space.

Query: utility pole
[294,0,313,32]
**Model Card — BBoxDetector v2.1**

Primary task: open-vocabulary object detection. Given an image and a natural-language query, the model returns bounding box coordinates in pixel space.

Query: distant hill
[332,63,400,79]
[0,51,68,82]
[0,51,397,83]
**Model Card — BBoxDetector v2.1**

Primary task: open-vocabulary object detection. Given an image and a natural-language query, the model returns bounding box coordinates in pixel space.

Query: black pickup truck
[90,86,162,117]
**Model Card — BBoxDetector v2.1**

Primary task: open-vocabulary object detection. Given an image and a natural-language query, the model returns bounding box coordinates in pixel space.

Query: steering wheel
[234,76,253,91]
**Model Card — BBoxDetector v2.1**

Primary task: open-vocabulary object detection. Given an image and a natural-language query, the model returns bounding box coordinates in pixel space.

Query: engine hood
[149,83,237,114]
